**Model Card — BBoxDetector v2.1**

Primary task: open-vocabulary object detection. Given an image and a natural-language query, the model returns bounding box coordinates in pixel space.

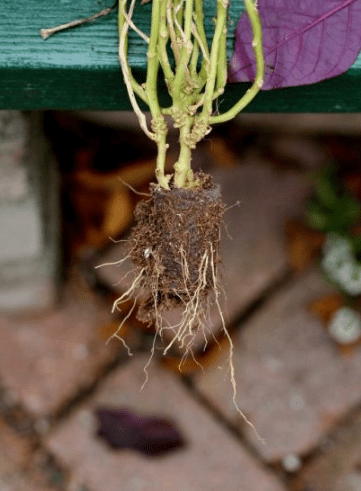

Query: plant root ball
[128,172,226,325]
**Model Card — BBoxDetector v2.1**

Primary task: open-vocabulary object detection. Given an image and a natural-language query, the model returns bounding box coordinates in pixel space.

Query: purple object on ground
[229,0,361,90]
[95,407,186,456]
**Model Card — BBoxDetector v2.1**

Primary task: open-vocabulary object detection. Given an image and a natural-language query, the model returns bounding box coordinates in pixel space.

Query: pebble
[282,453,302,472]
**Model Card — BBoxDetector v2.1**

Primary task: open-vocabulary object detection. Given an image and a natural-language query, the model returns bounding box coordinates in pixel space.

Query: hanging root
[94,243,146,353]
[209,243,266,444]
[160,244,214,357]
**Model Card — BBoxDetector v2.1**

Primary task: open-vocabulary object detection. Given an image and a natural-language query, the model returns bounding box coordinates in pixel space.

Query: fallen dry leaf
[285,219,325,271]
[95,407,186,456]
[308,293,345,324]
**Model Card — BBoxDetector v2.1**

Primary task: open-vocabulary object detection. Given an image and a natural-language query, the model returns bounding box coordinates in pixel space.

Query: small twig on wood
[40,1,118,40]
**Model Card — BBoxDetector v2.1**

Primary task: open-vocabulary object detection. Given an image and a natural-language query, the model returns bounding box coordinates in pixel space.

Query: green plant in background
[306,163,361,291]
[117,0,264,188]
[306,163,361,233]
[306,163,361,344]
[321,232,361,345]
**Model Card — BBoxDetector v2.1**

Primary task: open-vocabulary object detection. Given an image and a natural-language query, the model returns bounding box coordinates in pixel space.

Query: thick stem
[215,24,227,92]
[146,0,170,188]
[154,128,170,189]
[173,120,193,188]
[145,0,162,116]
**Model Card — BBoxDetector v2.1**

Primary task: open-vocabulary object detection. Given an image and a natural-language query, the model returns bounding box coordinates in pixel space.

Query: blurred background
[1,110,361,491]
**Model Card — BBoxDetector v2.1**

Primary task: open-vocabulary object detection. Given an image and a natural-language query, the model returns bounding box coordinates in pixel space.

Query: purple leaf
[229,0,361,89]
[95,407,186,456]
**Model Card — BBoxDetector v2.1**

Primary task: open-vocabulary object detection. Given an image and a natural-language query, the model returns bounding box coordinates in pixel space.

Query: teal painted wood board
[1,0,361,111]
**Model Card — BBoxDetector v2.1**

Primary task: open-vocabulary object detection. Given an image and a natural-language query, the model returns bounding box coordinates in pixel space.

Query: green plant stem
[158,0,175,89]
[145,0,162,118]
[193,0,210,82]
[215,24,227,92]
[146,0,170,189]
[154,132,170,188]
[210,0,264,124]
[190,37,200,80]
[190,23,208,91]
[172,0,194,101]
[173,120,194,187]
[167,0,181,64]
[198,0,227,122]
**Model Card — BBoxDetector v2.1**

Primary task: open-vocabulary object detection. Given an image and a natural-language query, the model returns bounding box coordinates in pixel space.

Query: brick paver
[96,162,310,345]
[46,355,286,491]
[195,268,361,463]
[0,275,129,419]
[0,417,53,491]
[0,450,51,491]
[292,412,361,491]
[212,163,309,319]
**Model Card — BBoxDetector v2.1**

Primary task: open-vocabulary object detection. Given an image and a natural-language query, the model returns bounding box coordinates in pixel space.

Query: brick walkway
[1,161,361,490]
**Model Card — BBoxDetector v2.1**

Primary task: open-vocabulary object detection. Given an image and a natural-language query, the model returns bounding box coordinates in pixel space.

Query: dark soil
[128,172,226,324]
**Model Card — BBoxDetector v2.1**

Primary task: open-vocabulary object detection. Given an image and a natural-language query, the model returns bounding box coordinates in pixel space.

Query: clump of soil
[112,172,226,356]
[131,172,225,323]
